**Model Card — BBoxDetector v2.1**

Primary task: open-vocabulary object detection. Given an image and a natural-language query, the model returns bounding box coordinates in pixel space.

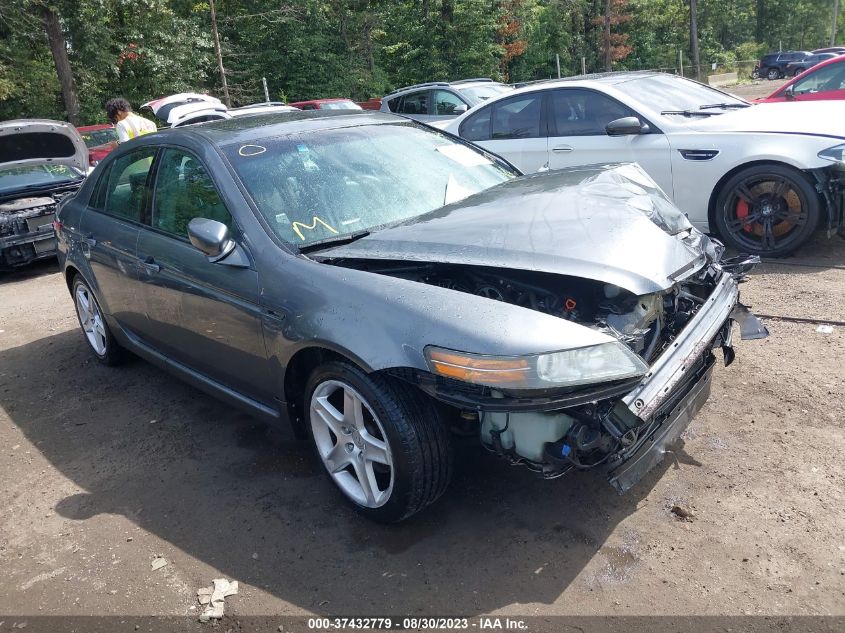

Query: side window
[433,90,466,116]
[152,148,232,239]
[491,93,541,139]
[549,89,635,136]
[386,96,402,113]
[397,91,429,115]
[794,63,845,93]
[90,163,113,210]
[102,148,157,222]
[302,104,317,110]
[461,108,492,141]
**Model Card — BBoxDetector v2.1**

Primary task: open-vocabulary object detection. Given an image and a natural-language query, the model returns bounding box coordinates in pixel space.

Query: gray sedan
[56,111,766,522]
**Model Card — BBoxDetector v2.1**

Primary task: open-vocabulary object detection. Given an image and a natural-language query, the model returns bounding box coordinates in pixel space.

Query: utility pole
[209,0,230,107]
[832,0,841,46]
[689,0,701,80]
[604,0,612,71]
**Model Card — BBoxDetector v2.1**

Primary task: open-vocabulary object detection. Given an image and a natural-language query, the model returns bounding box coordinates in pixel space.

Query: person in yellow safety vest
[105,98,157,143]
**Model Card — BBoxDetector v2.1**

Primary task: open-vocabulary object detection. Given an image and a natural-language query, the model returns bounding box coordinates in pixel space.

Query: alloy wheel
[309,379,394,508]
[722,173,810,254]
[75,284,108,356]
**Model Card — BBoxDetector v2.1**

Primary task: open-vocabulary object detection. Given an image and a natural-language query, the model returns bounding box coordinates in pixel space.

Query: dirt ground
[1,232,843,623]
[726,78,788,101]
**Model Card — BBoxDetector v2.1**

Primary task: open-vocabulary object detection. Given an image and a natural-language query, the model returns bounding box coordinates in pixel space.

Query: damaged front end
[319,164,768,493]
[0,194,74,269]
[368,249,766,491]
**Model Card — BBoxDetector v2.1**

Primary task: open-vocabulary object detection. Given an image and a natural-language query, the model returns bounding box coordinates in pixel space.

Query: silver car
[380,78,513,123]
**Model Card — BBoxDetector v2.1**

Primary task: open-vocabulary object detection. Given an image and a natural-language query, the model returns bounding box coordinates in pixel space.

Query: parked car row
[754,46,845,79]
[757,53,845,103]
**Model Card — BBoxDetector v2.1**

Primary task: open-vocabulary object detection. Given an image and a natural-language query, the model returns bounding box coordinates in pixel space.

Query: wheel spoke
[762,220,778,250]
[775,209,807,226]
[343,389,365,429]
[771,177,789,200]
[361,431,390,465]
[734,183,756,206]
[724,210,761,233]
[325,441,352,473]
[352,458,378,506]
[313,395,345,437]
[77,291,90,316]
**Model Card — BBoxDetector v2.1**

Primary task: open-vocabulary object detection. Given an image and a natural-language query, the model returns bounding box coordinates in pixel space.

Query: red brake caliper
[735,199,753,233]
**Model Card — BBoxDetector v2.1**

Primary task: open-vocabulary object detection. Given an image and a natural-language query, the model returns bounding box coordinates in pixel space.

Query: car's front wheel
[72,275,126,365]
[766,68,780,80]
[714,165,820,257]
[306,361,452,522]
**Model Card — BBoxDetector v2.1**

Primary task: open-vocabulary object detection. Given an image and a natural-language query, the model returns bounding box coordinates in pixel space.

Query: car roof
[150,110,405,147]
[289,98,354,104]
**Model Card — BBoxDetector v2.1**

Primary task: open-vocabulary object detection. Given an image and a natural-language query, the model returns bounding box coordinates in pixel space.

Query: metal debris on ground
[815,325,834,334]
[197,578,239,622]
[150,557,168,571]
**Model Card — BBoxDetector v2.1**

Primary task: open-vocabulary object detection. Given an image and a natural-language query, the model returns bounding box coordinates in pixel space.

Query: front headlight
[818,144,845,164]
[425,343,648,390]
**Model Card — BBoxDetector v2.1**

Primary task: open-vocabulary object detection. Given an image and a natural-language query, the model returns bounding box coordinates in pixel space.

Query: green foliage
[1,0,843,123]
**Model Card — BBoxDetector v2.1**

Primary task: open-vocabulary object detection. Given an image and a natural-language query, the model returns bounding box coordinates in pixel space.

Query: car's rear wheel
[792,68,803,77]
[714,165,820,257]
[72,275,125,365]
[305,361,452,522]
[766,67,780,80]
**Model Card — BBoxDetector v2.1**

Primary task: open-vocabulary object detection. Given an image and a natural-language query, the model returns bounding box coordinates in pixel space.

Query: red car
[757,54,845,103]
[287,98,362,111]
[76,124,118,167]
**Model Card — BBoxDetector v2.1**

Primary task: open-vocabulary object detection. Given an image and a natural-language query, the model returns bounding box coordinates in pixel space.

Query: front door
[545,88,674,197]
[135,147,271,401]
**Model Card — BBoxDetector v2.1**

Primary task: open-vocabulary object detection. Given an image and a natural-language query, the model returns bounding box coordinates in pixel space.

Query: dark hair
[105,97,132,123]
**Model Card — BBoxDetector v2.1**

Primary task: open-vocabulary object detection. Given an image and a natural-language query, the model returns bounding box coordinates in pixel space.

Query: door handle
[552,145,574,153]
[141,256,160,274]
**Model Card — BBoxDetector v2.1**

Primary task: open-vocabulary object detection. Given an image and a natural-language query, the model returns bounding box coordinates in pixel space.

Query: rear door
[392,90,432,122]
[78,147,156,334]
[135,146,271,400]
[461,91,548,173]
[545,88,674,197]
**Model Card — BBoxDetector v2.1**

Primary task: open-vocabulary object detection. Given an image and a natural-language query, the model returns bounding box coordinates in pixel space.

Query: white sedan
[442,72,845,256]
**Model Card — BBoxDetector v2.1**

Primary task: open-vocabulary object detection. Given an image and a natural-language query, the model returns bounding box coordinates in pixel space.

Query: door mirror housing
[188,218,235,261]
[453,103,469,115]
[606,116,647,136]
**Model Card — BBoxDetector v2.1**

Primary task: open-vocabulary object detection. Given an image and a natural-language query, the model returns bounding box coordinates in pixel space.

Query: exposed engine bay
[0,193,71,269]
[337,254,762,491]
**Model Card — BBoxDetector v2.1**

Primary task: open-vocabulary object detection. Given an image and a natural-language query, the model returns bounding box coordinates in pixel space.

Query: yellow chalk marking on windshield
[291,216,339,241]
[238,144,266,157]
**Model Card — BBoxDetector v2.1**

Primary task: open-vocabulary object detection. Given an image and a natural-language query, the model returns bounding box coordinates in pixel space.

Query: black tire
[305,360,452,522]
[766,67,780,80]
[714,164,820,257]
[71,274,126,365]
[792,67,803,77]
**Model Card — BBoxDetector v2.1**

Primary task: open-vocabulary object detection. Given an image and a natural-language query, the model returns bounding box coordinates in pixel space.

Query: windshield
[225,123,514,248]
[79,128,117,148]
[319,101,362,110]
[617,75,748,116]
[0,164,83,195]
[460,83,514,103]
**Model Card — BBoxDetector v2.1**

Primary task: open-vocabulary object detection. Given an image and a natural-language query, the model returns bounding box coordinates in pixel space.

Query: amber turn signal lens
[427,349,530,384]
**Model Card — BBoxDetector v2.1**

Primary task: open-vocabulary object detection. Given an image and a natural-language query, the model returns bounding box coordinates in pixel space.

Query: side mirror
[453,103,469,115]
[606,116,646,136]
[188,218,235,261]
[784,85,796,100]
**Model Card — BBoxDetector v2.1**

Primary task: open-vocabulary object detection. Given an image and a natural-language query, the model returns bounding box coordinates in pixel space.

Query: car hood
[0,119,88,171]
[687,101,845,139]
[317,164,709,295]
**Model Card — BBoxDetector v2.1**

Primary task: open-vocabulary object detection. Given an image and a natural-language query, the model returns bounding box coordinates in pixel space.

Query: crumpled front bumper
[606,271,768,492]
[0,216,58,267]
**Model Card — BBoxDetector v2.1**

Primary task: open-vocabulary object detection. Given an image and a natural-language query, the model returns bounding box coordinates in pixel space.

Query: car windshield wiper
[660,109,720,117]
[699,102,750,110]
[298,231,371,254]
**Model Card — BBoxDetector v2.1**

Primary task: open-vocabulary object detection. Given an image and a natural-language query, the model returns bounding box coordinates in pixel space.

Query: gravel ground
[1,234,843,622]
[726,78,788,101]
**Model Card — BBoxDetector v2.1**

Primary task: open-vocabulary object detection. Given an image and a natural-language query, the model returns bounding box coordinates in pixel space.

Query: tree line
[0,0,841,126]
